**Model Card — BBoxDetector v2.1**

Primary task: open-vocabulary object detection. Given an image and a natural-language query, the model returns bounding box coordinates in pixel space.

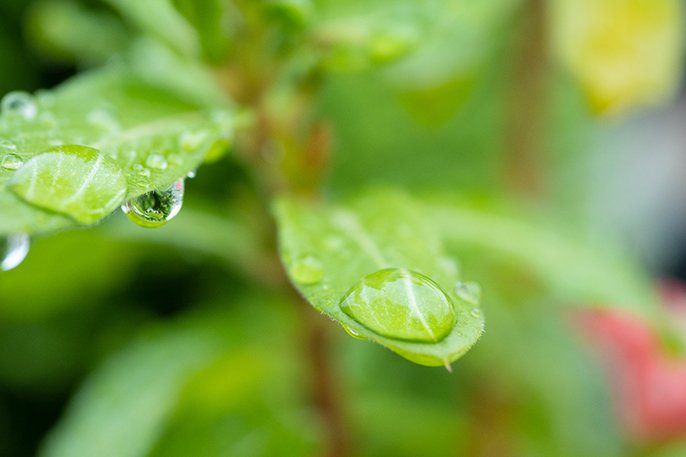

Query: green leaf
[170,0,230,62]
[0,64,233,235]
[9,145,127,224]
[311,0,442,72]
[275,189,484,367]
[38,316,225,457]
[26,0,131,66]
[103,0,200,57]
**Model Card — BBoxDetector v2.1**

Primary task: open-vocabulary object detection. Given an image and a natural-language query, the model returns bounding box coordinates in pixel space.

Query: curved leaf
[275,189,484,367]
[0,64,233,235]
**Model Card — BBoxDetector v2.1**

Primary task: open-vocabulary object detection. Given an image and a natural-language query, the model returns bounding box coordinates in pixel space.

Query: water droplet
[0,139,17,152]
[186,169,197,179]
[342,325,365,340]
[1,234,30,271]
[291,256,324,285]
[1,153,23,171]
[122,179,184,228]
[454,281,481,305]
[145,154,168,170]
[469,308,481,318]
[133,163,151,178]
[179,131,208,153]
[168,153,183,167]
[1,92,37,120]
[340,268,455,343]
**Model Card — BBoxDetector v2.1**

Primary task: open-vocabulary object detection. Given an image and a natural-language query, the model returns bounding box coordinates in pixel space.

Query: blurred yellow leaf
[553,0,684,116]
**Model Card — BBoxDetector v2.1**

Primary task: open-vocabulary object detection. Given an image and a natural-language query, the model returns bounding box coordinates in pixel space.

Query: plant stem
[504,0,549,198]
[301,303,349,457]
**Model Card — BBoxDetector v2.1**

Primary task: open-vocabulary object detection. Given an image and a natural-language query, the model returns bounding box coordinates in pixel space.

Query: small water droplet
[1,153,22,171]
[186,169,197,179]
[0,139,17,152]
[168,154,183,167]
[179,131,208,153]
[342,325,365,340]
[469,308,481,318]
[121,179,184,228]
[1,234,30,271]
[454,281,481,305]
[145,154,168,170]
[132,163,151,178]
[340,268,455,343]
[291,256,324,285]
[1,92,37,120]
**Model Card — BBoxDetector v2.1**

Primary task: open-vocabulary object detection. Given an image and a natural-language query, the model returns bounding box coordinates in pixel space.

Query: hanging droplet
[1,233,30,271]
[1,153,23,171]
[122,179,184,228]
[1,91,37,120]
[454,281,481,305]
[342,325,365,340]
[291,256,324,285]
[145,154,168,170]
[186,169,197,179]
[340,268,456,343]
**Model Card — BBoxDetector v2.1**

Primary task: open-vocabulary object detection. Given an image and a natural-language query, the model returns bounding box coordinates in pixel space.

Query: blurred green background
[2,0,686,456]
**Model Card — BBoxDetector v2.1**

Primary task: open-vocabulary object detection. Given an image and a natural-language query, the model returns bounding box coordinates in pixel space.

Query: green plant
[1,0,685,456]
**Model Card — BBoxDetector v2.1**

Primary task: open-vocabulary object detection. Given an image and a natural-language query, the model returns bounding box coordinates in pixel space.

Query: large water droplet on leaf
[122,179,184,228]
[1,234,30,271]
[291,256,324,285]
[1,91,37,120]
[8,145,127,224]
[339,268,456,343]
[1,153,23,171]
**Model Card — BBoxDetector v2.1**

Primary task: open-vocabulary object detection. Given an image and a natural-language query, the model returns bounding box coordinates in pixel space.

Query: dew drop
[0,139,17,152]
[122,179,184,228]
[168,153,183,167]
[454,281,481,305]
[186,169,197,179]
[145,154,168,170]
[1,92,37,120]
[1,233,30,271]
[1,153,23,171]
[342,325,365,340]
[340,268,455,343]
[133,163,151,178]
[179,131,208,153]
[291,256,324,285]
